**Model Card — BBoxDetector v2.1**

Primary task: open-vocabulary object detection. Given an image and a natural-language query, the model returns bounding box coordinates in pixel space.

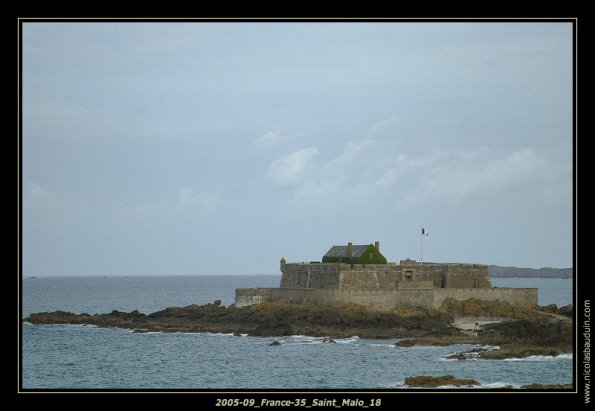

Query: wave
[480,382,520,389]
[335,336,360,344]
[281,336,324,345]
[204,332,235,337]
[477,344,500,351]
[389,381,519,389]
[503,353,573,361]
[278,335,362,346]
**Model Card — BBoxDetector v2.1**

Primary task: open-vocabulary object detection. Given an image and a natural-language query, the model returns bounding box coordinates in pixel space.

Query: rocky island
[23,242,573,387]
[24,298,572,361]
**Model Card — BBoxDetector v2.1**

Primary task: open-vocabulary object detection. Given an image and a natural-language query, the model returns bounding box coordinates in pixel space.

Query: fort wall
[243,259,529,311]
[235,287,538,311]
[279,262,492,290]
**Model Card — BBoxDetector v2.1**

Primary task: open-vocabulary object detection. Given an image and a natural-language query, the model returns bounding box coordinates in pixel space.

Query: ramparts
[237,258,536,311]
[235,287,538,311]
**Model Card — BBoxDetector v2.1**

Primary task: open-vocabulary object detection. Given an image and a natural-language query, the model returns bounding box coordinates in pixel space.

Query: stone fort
[235,242,538,312]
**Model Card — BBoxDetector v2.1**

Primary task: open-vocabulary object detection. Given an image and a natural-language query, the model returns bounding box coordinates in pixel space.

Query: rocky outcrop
[23,300,571,360]
[440,316,572,360]
[440,297,532,319]
[404,375,479,387]
[520,383,573,389]
[403,376,571,389]
[23,301,453,339]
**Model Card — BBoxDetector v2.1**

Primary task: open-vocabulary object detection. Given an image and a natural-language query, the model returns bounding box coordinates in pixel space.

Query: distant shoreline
[488,265,572,279]
[23,266,573,279]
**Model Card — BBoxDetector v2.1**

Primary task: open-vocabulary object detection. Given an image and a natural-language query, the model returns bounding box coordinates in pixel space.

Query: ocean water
[21,276,573,389]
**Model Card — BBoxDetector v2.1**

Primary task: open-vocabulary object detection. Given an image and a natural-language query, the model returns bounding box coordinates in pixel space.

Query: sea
[21,276,573,390]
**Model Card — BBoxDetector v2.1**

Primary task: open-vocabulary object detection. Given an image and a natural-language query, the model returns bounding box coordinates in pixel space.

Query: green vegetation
[321,244,387,264]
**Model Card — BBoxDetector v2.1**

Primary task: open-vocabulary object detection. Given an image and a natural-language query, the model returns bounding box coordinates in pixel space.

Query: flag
[422,228,429,236]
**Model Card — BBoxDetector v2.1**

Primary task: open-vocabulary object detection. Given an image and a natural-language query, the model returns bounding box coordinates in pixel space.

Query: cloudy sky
[22,22,573,276]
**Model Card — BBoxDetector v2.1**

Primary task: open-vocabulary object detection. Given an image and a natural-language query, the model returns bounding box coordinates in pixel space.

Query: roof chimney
[347,242,353,257]
[375,241,380,252]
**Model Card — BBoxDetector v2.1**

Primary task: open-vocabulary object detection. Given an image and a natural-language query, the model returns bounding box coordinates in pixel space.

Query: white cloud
[365,115,398,140]
[268,148,320,187]
[412,148,563,204]
[252,128,289,151]
[266,120,569,210]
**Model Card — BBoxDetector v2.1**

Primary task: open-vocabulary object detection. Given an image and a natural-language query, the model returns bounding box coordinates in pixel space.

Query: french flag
[422,228,429,236]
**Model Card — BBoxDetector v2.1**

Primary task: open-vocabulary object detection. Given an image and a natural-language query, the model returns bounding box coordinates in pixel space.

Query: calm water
[22,276,573,389]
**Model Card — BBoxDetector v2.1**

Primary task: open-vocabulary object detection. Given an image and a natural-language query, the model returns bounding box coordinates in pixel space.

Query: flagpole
[420,229,423,267]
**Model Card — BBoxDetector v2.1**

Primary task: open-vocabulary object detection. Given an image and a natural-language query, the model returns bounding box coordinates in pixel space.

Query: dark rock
[558,304,573,317]
[541,304,559,314]
[520,383,572,389]
[21,299,570,359]
[395,339,416,347]
[251,321,295,337]
[269,340,281,346]
[404,375,479,387]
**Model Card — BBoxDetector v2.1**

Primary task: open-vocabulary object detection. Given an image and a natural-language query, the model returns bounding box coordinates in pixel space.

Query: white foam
[388,381,517,389]
[503,353,573,361]
[283,338,324,345]
[480,382,520,389]
[205,332,235,337]
[435,384,481,389]
[476,344,500,351]
[335,336,360,344]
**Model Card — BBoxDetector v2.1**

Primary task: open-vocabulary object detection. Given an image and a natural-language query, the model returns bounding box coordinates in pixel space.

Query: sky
[21,22,574,276]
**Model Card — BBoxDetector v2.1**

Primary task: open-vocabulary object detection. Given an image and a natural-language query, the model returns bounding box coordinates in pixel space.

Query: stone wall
[280,263,401,290]
[280,262,491,290]
[400,263,445,287]
[432,288,537,307]
[339,264,399,289]
[394,280,435,289]
[443,264,492,288]
[279,263,342,289]
[235,287,538,311]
